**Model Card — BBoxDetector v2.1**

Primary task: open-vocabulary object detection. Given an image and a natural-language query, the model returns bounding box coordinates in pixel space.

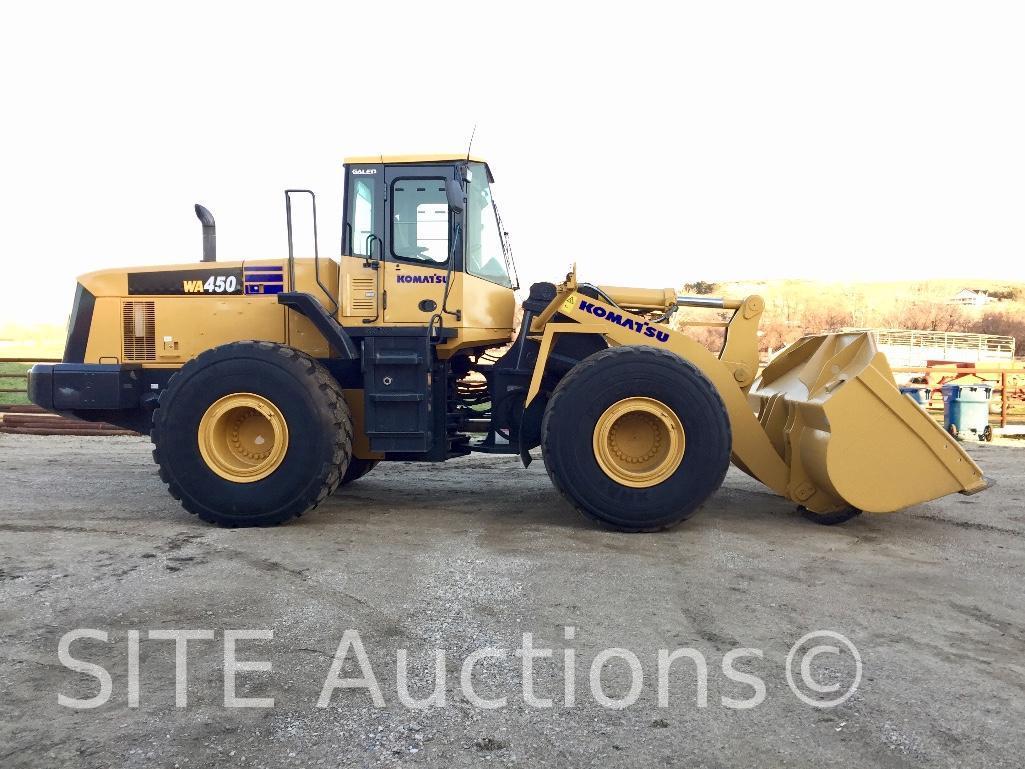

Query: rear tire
[338,457,378,486]
[541,346,732,532]
[151,341,352,526]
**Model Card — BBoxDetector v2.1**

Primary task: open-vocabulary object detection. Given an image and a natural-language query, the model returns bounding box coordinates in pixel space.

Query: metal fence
[0,357,60,400]
[845,329,1017,367]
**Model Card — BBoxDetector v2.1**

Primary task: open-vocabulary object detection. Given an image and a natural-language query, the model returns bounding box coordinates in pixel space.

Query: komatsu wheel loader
[29,154,989,530]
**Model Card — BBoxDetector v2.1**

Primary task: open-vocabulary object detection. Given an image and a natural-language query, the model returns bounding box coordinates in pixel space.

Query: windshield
[465,163,514,288]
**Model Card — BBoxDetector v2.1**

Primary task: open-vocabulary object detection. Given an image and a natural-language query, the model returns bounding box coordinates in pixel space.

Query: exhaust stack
[194,204,216,262]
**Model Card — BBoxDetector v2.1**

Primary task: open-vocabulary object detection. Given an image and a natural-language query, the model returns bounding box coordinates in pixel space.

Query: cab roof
[343,153,494,181]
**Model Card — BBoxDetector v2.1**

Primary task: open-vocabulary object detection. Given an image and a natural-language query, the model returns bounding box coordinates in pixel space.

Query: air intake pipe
[194,204,216,262]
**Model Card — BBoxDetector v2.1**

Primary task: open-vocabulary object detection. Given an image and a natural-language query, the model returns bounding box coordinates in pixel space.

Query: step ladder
[362,336,433,453]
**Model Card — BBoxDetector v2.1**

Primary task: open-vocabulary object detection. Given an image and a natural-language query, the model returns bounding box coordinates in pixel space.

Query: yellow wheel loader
[29,154,989,529]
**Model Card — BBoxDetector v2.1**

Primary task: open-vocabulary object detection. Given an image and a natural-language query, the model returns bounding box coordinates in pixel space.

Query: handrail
[284,189,339,316]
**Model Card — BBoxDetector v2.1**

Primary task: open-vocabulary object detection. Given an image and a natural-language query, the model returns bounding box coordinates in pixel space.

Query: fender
[521,291,790,495]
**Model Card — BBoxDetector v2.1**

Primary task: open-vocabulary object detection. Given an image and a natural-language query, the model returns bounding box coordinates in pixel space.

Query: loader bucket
[749,332,987,515]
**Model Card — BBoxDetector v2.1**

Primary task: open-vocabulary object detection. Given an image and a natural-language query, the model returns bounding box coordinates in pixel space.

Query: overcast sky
[2,1,1023,323]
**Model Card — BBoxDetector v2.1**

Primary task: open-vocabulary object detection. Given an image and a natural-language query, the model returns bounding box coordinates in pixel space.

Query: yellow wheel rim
[592,397,685,488]
[198,393,289,483]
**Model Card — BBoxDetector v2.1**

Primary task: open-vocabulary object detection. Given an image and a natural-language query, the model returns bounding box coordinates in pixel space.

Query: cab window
[346,175,377,256]
[391,179,449,263]
[465,167,512,287]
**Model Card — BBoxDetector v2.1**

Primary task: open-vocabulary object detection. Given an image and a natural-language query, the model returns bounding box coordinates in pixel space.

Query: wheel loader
[28,153,989,530]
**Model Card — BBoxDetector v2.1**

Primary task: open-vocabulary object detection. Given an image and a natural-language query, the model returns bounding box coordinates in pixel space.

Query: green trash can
[942,383,993,441]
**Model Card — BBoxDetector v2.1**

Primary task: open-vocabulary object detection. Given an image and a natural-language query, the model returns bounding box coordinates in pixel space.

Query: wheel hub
[592,397,685,487]
[198,393,289,483]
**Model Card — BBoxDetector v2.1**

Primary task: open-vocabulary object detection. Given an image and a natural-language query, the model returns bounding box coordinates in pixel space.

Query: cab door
[339,163,385,322]
[382,166,461,325]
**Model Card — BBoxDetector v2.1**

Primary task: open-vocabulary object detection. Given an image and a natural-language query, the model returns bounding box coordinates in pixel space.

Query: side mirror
[446,178,465,214]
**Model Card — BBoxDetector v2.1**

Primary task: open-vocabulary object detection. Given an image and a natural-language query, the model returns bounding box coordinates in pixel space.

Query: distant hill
[674,279,1025,355]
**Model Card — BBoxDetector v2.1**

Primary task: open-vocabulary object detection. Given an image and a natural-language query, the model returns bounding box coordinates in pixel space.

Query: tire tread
[541,345,732,532]
[151,341,353,526]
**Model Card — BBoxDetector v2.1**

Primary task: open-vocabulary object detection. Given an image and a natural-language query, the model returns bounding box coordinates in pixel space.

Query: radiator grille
[347,275,377,315]
[122,301,156,361]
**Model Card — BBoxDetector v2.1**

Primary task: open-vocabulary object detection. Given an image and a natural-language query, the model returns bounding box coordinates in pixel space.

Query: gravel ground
[1,434,1023,768]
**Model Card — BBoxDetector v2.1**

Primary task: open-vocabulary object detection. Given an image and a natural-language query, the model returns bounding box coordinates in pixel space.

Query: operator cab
[338,155,517,343]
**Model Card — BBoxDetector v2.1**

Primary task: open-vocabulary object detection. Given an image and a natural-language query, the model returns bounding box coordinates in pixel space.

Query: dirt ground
[1,435,1023,769]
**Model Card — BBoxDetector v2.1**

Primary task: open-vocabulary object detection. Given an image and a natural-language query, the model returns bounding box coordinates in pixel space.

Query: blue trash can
[942,383,994,441]
[899,385,932,407]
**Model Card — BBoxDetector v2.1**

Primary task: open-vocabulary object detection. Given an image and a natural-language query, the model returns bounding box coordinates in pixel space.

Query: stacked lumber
[0,406,137,436]
[0,404,46,413]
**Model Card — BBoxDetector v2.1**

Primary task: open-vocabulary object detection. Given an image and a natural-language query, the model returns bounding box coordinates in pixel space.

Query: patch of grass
[0,362,30,405]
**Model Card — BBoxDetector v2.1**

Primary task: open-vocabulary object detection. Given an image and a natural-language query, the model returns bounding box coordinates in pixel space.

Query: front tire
[152,341,352,526]
[541,346,732,532]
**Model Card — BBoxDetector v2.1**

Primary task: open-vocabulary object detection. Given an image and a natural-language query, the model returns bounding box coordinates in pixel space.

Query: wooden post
[1001,371,1008,429]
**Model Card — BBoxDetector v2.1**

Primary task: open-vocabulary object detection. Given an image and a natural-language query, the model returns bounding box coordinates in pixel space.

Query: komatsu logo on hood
[576,298,670,342]
[396,274,447,284]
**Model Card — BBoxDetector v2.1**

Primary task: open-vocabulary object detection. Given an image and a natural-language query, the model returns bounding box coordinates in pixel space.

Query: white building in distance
[949,288,995,307]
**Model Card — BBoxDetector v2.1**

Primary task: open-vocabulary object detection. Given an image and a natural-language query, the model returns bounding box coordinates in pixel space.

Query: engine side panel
[73,259,338,365]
